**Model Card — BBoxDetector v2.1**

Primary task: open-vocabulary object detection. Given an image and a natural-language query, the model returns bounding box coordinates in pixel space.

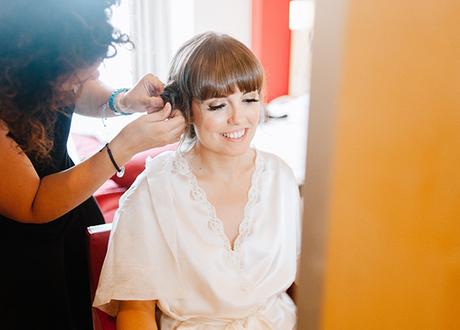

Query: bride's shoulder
[144,150,177,175]
[256,149,289,170]
[255,149,297,184]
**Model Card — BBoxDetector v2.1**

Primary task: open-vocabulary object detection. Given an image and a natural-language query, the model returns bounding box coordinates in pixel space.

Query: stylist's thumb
[148,102,172,122]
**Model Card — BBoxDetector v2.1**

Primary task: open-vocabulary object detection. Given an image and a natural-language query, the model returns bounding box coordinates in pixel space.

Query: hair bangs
[187,37,264,101]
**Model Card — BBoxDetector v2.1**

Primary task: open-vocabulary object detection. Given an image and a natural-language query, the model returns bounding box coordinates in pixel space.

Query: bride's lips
[221,128,248,141]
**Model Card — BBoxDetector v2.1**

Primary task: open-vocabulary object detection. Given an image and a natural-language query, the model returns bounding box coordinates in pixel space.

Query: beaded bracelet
[108,88,130,115]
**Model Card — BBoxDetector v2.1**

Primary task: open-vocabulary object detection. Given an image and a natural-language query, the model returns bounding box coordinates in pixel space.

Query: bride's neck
[188,145,255,181]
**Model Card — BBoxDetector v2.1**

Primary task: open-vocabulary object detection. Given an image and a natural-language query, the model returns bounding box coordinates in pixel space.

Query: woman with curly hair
[0,0,185,329]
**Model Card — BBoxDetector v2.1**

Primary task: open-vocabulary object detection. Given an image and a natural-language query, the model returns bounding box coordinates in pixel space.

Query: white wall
[193,0,252,47]
[289,0,315,96]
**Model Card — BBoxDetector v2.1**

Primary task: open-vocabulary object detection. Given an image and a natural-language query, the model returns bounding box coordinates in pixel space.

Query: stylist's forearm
[74,79,114,117]
[22,110,184,223]
[29,132,135,223]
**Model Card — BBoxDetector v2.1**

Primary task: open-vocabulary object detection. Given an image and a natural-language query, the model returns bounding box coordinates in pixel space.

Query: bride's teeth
[223,129,245,139]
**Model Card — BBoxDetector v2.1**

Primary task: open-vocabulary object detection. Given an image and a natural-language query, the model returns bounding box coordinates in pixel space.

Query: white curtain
[127,0,252,83]
[129,0,173,82]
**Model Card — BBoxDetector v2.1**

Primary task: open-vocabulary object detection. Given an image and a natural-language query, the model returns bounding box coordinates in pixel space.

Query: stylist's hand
[119,102,186,155]
[118,74,166,114]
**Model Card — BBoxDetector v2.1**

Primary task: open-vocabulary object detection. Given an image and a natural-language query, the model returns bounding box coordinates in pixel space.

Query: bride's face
[191,88,261,157]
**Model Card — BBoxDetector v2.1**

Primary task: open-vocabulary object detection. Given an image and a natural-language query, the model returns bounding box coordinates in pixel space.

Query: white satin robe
[93,150,301,329]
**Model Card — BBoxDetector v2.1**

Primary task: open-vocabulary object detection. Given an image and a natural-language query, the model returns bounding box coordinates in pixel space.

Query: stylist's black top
[0,110,104,330]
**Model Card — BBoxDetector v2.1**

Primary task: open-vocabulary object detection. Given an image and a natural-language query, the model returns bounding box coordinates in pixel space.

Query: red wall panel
[252,0,291,102]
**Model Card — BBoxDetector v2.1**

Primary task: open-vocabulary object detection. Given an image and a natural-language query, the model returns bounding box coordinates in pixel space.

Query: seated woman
[94,32,301,329]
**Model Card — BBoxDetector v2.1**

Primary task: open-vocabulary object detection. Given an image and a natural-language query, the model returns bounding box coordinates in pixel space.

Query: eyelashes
[206,99,260,111]
[207,104,225,111]
[243,98,259,103]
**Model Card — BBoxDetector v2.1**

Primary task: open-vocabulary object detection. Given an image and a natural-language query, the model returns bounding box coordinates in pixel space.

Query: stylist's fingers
[162,112,186,133]
[167,111,186,128]
[169,109,184,118]
[161,114,186,133]
[164,119,186,142]
[167,113,186,128]
[145,102,172,122]
[120,74,166,113]
[142,73,165,96]
[170,109,179,117]
[145,96,165,113]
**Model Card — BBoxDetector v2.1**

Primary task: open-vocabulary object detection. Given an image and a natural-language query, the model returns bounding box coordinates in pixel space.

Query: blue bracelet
[108,88,130,115]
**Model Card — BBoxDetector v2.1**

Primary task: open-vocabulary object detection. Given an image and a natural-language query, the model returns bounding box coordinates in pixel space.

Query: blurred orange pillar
[298,0,460,329]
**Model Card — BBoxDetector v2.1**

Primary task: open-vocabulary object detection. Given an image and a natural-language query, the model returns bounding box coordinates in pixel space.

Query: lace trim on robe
[171,150,266,270]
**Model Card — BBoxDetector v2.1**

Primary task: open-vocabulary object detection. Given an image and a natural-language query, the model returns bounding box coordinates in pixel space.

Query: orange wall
[325,1,460,329]
[298,0,460,329]
[252,0,291,102]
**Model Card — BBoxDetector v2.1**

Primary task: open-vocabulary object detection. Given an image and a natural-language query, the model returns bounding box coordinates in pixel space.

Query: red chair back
[87,223,116,330]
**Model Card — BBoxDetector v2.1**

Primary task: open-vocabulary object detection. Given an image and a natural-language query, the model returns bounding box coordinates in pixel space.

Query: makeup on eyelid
[191,89,261,156]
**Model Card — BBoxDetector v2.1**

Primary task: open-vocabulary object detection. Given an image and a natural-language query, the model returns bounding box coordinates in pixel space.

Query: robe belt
[173,312,273,330]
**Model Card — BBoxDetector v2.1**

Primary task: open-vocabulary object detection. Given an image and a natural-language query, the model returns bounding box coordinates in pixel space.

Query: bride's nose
[227,105,244,125]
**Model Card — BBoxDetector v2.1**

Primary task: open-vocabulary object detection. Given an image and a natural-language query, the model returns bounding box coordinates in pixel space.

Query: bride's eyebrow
[201,97,227,103]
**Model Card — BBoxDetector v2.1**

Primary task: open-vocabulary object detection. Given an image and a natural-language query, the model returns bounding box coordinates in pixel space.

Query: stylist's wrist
[108,130,138,168]
[117,92,130,113]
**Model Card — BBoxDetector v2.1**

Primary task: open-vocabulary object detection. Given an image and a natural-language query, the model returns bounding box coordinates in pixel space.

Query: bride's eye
[243,98,259,103]
[207,103,226,111]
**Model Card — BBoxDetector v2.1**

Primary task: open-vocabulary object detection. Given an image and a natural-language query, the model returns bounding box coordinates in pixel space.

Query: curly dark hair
[0,0,131,163]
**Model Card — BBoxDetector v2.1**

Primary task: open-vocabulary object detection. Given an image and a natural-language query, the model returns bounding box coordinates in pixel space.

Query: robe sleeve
[278,156,302,258]
[93,154,184,316]
[276,155,303,283]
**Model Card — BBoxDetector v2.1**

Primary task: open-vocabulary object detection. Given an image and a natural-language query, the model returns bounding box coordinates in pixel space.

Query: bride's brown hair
[163,32,264,144]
